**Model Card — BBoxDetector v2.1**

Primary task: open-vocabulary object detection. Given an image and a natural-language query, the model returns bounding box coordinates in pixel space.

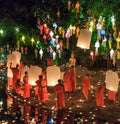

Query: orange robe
[15,85,24,96]
[64,70,72,92]
[35,80,48,103]
[54,84,65,109]
[71,68,76,90]
[95,87,105,107]
[82,76,91,99]
[11,68,19,88]
[23,83,32,98]
[108,90,116,101]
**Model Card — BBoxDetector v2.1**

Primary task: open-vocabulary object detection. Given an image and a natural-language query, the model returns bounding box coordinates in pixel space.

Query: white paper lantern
[105,70,119,91]
[76,29,92,49]
[47,65,61,86]
[12,51,21,64]
[28,65,42,86]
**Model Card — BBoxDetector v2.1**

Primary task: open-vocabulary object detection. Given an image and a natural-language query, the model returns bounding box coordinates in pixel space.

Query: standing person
[35,75,48,103]
[63,67,73,94]
[95,86,105,107]
[81,74,91,100]
[108,90,116,103]
[10,63,20,88]
[54,79,65,110]
[71,66,76,90]
[23,71,31,98]
[23,71,29,84]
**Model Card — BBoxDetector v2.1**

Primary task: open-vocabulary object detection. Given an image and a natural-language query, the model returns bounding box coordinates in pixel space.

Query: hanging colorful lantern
[108,33,113,49]
[76,27,80,38]
[67,0,71,11]
[65,30,71,49]
[53,22,57,34]
[43,34,47,45]
[39,49,43,59]
[90,51,94,60]
[75,1,80,13]
[40,24,43,35]
[95,40,100,56]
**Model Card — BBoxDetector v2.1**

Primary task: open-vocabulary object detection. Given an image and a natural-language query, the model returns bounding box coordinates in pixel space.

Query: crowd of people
[5,48,119,123]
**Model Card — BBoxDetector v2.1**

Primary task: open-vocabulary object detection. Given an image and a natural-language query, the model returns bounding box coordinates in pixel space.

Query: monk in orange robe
[81,74,91,100]
[10,63,20,88]
[23,71,32,98]
[64,67,73,93]
[71,66,76,90]
[15,79,24,96]
[95,86,105,107]
[54,79,65,110]
[108,90,116,102]
[35,75,48,103]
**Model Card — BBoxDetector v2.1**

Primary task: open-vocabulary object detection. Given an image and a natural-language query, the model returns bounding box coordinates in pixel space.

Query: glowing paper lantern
[7,54,17,68]
[76,29,92,49]
[12,51,21,64]
[105,70,119,91]
[28,65,42,86]
[47,65,61,86]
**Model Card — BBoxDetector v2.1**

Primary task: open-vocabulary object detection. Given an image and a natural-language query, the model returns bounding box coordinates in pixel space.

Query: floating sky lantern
[46,65,61,86]
[28,65,42,86]
[76,29,92,49]
[12,51,21,64]
[105,70,119,91]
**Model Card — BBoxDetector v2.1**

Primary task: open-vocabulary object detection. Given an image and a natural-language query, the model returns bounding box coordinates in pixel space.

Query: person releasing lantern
[35,75,48,103]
